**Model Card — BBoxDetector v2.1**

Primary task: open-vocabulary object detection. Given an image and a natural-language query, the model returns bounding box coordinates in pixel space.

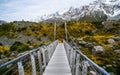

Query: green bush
[0,43,2,46]
[106,66,117,74]
[85,31,93,35]
[10,41,29,52]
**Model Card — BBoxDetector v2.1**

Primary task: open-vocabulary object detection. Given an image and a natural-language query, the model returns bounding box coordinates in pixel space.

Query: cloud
[0,0,96,22]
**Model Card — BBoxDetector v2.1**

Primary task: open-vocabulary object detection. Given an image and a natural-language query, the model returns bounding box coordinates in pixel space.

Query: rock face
[109,72,115,75]
[41,37,50,43]
[107,39,115,44]
[78,40,87,45]
[103,21,114,30]
[76,38,94,48]
[85,43,94,48]
[90,71,96,75]
[0,36,15,46]
[16,34,40,44]
[29,46,34,49]
[0,34,41,46]
[114,49,120,54]
[92,29,98,33]
[92,46,104,54]
[10,51,18,57]
[0,58,8,65]
[113,36,120,41]
[13,21,33,30]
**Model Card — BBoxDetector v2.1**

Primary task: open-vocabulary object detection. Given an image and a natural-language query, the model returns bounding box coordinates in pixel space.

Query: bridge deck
[43,43,72,75]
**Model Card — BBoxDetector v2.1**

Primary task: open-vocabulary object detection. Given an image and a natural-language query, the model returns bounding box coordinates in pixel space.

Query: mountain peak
[39,0,120,22]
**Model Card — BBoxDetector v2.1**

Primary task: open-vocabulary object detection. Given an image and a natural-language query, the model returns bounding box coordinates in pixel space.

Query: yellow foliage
[68,22,95,37]
[103,44,113,50]
[4,46,10,52]
[90,55,103,65]
[0,46,10,53]
[0,46,4,53]
[93,35,114,45]
[24,27,35,36]
[43,41,50,44]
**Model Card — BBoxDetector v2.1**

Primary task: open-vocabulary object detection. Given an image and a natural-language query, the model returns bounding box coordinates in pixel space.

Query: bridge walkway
[43,43,72,75]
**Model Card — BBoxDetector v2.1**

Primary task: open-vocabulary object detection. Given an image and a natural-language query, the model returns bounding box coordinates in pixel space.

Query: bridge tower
[65,22,68,41]
[54,22,56,40]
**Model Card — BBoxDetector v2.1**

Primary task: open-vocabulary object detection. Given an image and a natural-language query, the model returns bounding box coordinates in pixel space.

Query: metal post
[82,61,88,75]
[47,45,51,60]
[17,60,24,75]
[68,49,71,63]
[42,48,47,67]
[72,50,76,75]
[75,54,80,75]
[63,40,110,75]
[51,45,53,56]
[49,45,52,58]
[54,22,56,40]
[69,49,73,67]
[45,49,49,63]
[37,50,43,75]
[65,22,68,41]
[30,53,36,75]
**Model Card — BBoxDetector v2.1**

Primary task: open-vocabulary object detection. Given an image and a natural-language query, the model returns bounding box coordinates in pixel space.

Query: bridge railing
[0,40,58,75]
[63,40,110,75]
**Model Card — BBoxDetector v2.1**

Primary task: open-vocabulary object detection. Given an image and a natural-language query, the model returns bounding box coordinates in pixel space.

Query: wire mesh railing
[63,40,110,75]
[0,40,58,75]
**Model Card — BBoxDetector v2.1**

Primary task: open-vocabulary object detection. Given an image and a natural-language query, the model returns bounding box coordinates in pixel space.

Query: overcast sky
[0,0,96,22]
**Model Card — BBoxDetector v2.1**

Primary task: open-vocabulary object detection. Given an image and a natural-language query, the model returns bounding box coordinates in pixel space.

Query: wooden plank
[43,43,72,75]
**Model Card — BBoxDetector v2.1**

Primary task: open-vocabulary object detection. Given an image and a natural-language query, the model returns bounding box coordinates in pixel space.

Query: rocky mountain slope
[40,0,120,22]
[0,20,6,25]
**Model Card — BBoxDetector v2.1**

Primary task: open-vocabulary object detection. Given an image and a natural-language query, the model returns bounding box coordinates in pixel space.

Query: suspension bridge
[0,22,110,75]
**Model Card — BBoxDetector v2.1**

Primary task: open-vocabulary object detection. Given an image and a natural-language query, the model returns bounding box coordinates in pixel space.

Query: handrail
[76,50,110,75]
[0,48,39,69]
[0,40,58,75]
[63,40,110,75]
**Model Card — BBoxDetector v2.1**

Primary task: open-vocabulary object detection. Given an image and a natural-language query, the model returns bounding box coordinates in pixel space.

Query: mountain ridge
[39,0,120,22]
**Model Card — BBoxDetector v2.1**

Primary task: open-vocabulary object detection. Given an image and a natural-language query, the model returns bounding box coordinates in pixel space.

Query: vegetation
[70,21,120,75]
[10,41,29,52]
[0,46,10,57]
[0,20,120,74]
[67,21,95,37]
[0,23,14,38]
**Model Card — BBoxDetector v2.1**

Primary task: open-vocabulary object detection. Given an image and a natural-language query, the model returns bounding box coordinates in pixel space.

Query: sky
[0,0,96,22]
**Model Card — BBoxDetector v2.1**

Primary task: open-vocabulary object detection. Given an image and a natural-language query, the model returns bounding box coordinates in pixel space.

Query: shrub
[10,41,29,52]
[0,46,10,55]
[106,66,116,74]
[0,43,2,46]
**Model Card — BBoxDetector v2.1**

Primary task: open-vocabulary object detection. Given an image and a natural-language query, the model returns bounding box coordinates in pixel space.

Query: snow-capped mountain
[40,0,120,22]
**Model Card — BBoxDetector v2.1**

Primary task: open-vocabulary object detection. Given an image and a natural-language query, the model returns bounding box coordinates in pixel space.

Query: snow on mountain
[100,0,120,17]
[40,0,120,22]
